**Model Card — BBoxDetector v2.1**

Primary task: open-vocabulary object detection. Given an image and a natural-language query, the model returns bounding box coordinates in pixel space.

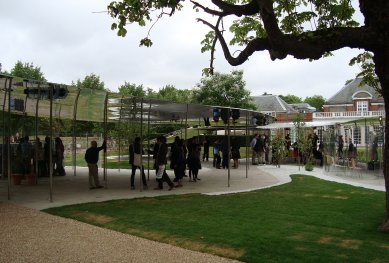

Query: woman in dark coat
[187,137,201,182]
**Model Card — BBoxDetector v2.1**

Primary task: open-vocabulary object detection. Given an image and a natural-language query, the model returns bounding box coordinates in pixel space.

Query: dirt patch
[321,194,349,200]
[318,236,362,249]
[340,239,362,249]
[288,233,306,241]
[125,228,244,259]
[303,193,315,197]
[73,211,114,224]
[318,236,334,244]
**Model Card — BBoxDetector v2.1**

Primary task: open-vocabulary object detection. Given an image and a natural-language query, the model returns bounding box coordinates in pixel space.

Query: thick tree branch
[199,16,373,66]
[191,1,224,16]
[211,0,260,17]
[197,18,270,65]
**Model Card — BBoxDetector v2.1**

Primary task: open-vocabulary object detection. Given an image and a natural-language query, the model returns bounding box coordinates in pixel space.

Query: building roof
[326,78,383,105]
[289,103,317,113]
[252,95,297,113]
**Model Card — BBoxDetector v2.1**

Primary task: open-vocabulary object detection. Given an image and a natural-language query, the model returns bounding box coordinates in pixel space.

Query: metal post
[72,88,81,176]
[7,77,13,200]
[103,92,108,187]
[140,98,144,192]
[245,111,249,178]
[34,81,40,184]
[117,95,124,172]
[1,76,7,180]
[49,84,54,202]
[147,100,151,181]
[227,108,231,187]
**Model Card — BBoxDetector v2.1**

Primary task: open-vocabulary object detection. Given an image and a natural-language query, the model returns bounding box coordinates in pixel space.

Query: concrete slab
[0,160,384,210]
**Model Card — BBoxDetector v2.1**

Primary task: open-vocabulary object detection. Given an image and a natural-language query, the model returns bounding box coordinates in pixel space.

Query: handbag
[133,153,142,166]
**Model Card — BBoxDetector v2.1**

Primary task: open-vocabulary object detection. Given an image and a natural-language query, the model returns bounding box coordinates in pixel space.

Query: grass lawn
[44,175,389,263]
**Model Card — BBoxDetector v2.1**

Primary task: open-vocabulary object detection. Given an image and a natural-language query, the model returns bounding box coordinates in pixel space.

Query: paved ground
[0,161,384,262]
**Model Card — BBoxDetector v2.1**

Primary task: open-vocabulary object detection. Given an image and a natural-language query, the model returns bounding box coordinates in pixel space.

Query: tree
[108,0,389,230]
[153,85,193,103]
[10,61,46,81]
[74,73,106,91]
[279,94,302,104]
[304,95,326,112]
[193,70,257,109]
[118,82,147,97]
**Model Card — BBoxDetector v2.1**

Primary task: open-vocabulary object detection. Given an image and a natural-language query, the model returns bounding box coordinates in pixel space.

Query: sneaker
[89,186,96,190]
[168,185,174,191]
[96,185,104,189]
[154,187,162,190]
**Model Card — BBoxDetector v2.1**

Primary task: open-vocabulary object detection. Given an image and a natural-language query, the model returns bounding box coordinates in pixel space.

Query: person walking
[170,136,185,187]
[154,136,174,190]
[129,137,148,190]
[250,134,259,165]
[85,139,106,189]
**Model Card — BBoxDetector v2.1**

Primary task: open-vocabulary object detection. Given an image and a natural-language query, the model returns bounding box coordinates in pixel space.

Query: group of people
[127,135,205,191]
[1,133,66,177]
[250,134,270,165]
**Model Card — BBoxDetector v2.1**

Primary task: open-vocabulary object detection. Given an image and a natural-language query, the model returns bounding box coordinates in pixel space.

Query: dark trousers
[203,148,209,161]
[173,163,185,182]
[157,171,174,189]
[213,154,221,168]
[131,165,147,187]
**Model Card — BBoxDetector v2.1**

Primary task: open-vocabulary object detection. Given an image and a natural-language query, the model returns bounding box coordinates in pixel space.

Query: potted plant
[305,161,314,171]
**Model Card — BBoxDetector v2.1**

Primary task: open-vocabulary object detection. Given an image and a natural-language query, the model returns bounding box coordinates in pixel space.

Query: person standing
[202,137,209,162]
[154,136,174,190]
[85,139,106,189]
[231,137,240,168]
[129,137,147,190]
[187,137,201,181]
[170,136,185,187]
[250,134,259,165]
[212,139,221,169]
[54,137,66,176]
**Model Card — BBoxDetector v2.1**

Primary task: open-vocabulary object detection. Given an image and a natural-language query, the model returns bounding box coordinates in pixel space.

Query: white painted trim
[323,104,353,107]
[352,90,373,99]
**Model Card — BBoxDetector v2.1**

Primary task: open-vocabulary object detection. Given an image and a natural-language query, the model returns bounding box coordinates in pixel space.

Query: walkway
[0,161,384,263]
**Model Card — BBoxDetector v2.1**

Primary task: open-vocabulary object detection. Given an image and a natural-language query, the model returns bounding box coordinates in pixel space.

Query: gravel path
[0,203,241,263]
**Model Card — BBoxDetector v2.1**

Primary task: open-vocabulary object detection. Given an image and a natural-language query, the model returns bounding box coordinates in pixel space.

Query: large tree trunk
[373,46,389,231]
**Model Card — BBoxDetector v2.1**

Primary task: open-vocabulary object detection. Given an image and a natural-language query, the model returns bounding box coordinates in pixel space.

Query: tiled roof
[252,95,298,113]
[326,78,383,105]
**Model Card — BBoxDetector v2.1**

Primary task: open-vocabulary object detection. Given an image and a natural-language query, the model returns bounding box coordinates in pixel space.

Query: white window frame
[356,100,368,112]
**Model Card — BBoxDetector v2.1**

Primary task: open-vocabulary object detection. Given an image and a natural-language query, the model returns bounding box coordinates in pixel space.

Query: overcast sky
[0,0,364,100]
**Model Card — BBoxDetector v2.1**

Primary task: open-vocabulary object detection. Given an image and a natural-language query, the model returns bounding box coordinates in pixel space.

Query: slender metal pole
[140,98,144,192]
[103,92,108,187]
[34,81,40,184]
[72,88,81,176]
[1,77,7,180]
[227,108,231,187]
[245,111,249,178]
[7,77,12,200]
[147,100,151,181]
[117,95,124,172]
[49,84,54,202]
[185,104,188,140]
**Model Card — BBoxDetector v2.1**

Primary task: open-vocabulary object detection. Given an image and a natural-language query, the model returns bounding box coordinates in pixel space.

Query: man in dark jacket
[129,137,147,190]
[85,140,106,189]
[154,136,174,190]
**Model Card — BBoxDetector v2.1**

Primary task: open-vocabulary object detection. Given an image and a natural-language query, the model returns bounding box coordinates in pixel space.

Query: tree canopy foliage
[10,61,46,81]
[74,73,106,91]
[279,94,302,104]
[304,95,325,112]
[193,70,256,109]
